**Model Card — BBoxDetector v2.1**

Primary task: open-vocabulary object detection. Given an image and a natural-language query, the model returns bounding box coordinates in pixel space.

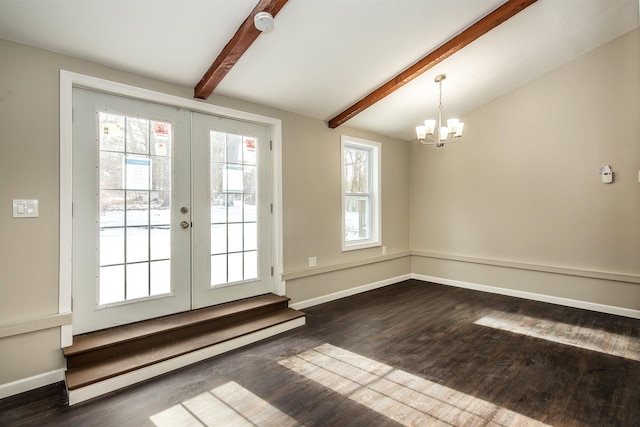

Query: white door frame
[59,70,284,347]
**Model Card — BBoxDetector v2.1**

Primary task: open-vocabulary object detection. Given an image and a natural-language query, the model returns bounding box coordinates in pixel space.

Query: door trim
[59,70,284,347]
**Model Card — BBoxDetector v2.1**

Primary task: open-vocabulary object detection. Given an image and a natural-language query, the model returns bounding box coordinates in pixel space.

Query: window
[209,131,259,286]
[98,111,173,305]
[341,136,381,251]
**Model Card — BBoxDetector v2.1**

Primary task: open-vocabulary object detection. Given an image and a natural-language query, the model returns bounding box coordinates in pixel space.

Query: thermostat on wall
[598,166,613,184]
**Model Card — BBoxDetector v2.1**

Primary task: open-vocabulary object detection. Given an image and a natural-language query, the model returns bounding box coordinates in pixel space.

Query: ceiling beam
[194,0,289,100]
[328,0,539,129]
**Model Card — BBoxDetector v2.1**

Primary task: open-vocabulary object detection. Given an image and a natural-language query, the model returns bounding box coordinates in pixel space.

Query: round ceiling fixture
[254,12,274,32]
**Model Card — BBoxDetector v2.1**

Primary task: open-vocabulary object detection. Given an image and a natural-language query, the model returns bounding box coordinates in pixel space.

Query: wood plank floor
[2,280,639,426]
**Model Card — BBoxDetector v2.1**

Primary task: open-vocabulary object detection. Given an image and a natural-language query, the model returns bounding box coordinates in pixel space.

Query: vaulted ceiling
[0,0,638,141]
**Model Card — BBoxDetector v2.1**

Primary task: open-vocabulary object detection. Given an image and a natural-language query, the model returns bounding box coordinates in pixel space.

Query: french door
[192,113,272,308]
[72,88,272,334]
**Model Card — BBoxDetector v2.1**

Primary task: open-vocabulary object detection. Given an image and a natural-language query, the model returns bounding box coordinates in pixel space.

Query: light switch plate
[13,199,39,218]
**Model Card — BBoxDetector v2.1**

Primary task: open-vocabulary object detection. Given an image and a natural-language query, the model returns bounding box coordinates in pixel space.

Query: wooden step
[64,294,291,368]
[64,294,305,404]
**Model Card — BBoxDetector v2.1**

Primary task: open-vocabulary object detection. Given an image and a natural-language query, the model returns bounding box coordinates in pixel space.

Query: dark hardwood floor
[2,280,639,426]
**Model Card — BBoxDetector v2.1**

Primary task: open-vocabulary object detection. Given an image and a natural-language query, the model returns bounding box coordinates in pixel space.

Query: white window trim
[341,135,381,252]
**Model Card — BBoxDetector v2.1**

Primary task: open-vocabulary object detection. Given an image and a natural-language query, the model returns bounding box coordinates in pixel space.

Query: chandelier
[416,74,464,147]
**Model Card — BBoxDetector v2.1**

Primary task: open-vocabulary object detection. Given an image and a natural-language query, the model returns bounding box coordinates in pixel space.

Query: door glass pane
[152,157,171,191]
[244,223,257,251]
[243,137,257,165]
[150,260,171,296]
[98,111,173,305]
[226,134,242,165]
[150,191,170,225]
[150,226,170,260]
[211,131,225,162]
[244,251,257,280]
[244,199,257,222]
[100,113,125,151]
[100,190,124,227]
[126,191,149,226]
[126,117,149,154]
[228,194,243,223]
[99,265,124,305]
[211,254,227,285]
[211,193,227,223]
[126,226,149,263]
[150,121,171,156]
[100,228,125,265]
[228,252,243,283]
[209,131,261,286]
[127,262,149,299]
[228,223,243,253]
[211,224,226,255]
[100,152,124,189]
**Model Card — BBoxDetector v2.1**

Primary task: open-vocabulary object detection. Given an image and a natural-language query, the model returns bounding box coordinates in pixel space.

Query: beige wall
[279,114,410,272]
[2,27,639,395]
[286,257,411,305]
[410,29,640,310]
[0,38,410,388]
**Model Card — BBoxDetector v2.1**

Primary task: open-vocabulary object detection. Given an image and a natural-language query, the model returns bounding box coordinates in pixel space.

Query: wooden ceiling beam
[194,0,289,100]
[328,0,539,129]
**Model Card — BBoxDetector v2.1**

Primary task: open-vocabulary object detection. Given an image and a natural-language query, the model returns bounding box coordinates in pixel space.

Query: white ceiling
[0,0,638,141]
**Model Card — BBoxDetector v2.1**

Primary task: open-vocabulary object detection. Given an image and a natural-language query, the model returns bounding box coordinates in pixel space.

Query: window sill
[342,241,381,252]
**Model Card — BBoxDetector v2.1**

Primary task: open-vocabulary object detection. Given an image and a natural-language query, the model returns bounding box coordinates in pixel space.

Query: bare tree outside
[343,146,371,241]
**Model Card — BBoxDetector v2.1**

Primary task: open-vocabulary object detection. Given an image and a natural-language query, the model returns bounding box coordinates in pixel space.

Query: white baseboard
[289,274,412,311]
[68,317,305,405]
[0,369,65,400]
[412,274,640,319]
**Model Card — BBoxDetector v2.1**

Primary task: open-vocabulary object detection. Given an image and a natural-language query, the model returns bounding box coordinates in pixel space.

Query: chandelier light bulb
[424,120,436,135]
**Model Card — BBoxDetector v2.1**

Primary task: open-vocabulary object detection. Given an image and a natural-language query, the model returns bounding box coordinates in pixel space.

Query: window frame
[341,135,381,251]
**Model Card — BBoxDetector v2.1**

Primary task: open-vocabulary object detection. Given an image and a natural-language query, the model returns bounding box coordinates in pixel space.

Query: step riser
[66,309,305,391]
[64,294,291,358]
[66,310,304,390]
[66,301,290,369]
[67,317,306,405]
[64,294,305,404]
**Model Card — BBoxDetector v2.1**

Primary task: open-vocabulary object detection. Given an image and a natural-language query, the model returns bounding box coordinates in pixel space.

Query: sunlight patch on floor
[474,311,640,361]
[149,381,297,427]
[279,343,551,427]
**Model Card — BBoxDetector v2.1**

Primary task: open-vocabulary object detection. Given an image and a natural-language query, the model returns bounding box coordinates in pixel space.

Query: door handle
[180,220,190,229]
